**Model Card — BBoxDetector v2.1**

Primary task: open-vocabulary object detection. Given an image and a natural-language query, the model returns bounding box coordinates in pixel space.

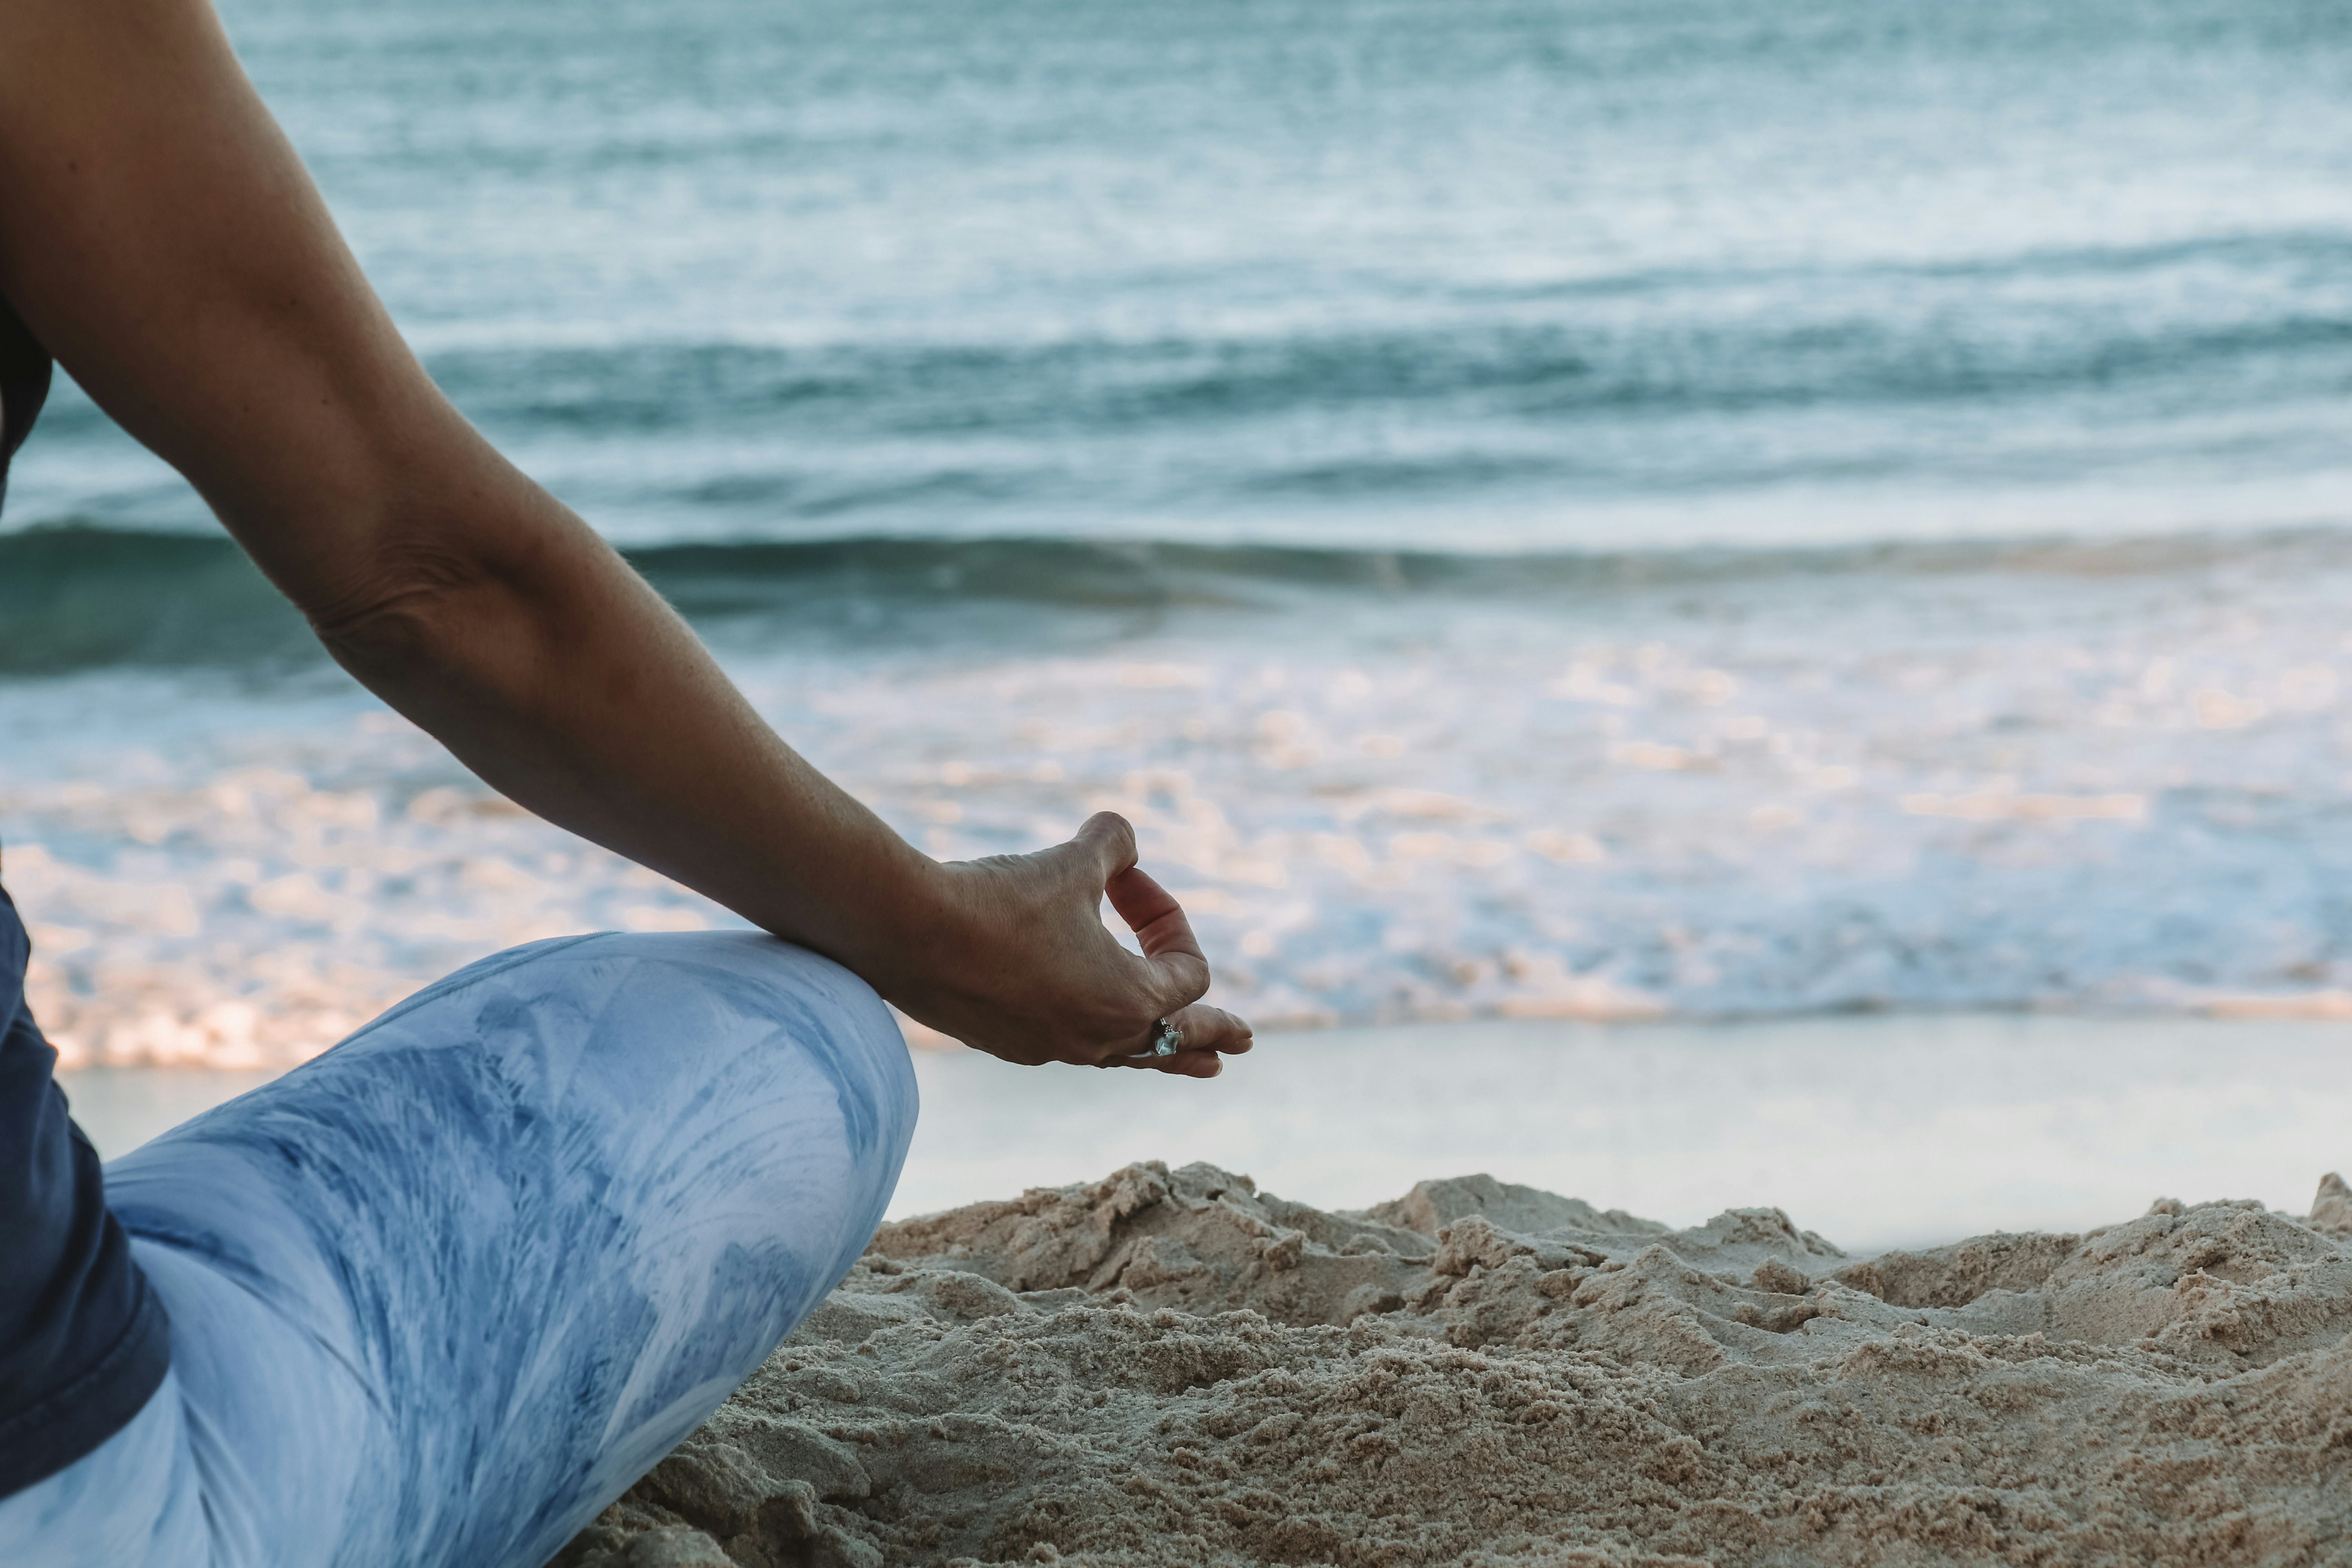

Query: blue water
[4,0,2352,1060]
[12,0,2349,548]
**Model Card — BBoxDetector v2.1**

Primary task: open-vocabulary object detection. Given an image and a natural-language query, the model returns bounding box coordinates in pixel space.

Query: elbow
[300,506,600,705]
[303,536,509,682]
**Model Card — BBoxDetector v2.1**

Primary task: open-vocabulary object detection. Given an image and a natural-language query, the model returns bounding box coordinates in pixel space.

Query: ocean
[6,0,2352,1068]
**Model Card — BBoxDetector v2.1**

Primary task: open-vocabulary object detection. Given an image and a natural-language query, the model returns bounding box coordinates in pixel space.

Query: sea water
[6,0,2352,1067]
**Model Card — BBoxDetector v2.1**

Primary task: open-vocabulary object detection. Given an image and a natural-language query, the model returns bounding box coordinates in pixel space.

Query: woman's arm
[0,0,1249,1073]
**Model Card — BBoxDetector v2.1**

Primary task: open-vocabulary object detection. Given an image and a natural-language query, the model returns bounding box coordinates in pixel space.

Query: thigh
[0,1368,209,1568]
[104,931,917,1568]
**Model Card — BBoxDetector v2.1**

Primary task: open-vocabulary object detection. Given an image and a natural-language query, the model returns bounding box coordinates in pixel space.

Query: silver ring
[1146,1017,1183,1058]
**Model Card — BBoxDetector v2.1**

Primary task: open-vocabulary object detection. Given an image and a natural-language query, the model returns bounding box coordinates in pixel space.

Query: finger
[1180,1003,1253,1054]
[1116,1004,1253,1069]
[1141,1048,1227,1080]
[1071,812,1201,979]
[1103,863,1202,962]
[1104,864,1210,1007]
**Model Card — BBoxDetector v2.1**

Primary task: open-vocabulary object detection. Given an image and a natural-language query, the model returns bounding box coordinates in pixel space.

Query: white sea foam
[11,545,2352,1068]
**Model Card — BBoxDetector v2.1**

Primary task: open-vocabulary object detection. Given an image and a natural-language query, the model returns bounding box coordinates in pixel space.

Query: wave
[11,223,2347,547]
[12,519,2352,677]
[421,269,2352,443]
[0,525,310,677]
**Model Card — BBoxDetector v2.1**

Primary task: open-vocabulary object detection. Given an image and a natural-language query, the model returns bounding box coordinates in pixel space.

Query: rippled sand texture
[555,1165,2352,1568]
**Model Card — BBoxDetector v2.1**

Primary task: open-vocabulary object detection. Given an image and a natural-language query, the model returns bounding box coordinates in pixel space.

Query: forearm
[310,454,943,987]
[0,0,1247,1074]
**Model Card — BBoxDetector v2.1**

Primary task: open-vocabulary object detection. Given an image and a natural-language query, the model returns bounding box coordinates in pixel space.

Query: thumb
[1071,810,1140,883]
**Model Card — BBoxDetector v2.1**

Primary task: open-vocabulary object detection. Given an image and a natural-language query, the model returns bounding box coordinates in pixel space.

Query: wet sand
[66,1012,2352,1253]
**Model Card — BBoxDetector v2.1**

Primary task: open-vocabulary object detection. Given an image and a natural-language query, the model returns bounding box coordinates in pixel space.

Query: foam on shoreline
[554,1163,2352,1567]
[24,522,2352,1074]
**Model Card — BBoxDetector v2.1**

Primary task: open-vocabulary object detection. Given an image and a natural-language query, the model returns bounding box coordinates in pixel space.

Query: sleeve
[0,886,174,1498]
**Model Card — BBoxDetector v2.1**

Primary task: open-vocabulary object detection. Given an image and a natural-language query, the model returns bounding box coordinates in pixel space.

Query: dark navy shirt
[0,303,174,1495]
[0,889,172,1495]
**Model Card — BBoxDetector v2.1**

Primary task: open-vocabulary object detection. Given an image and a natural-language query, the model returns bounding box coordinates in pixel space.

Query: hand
[874,813,1253,1078]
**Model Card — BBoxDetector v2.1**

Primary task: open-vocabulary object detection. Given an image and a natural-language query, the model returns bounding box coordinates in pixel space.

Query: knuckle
[1091,995,1155,1037]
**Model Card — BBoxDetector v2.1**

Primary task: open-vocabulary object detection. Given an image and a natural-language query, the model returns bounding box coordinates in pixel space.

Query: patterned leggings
[0,931,917,1568]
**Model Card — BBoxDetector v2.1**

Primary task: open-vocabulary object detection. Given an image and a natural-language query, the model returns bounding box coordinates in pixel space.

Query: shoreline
[67,1009,2352,1258]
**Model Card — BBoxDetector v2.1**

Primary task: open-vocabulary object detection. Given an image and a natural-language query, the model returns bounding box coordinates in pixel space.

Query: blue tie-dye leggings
[0,931,918,1568]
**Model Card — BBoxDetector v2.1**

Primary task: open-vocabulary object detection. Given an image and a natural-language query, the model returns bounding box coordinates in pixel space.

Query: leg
[0,1368,210,1568]
[99,931,916,1568]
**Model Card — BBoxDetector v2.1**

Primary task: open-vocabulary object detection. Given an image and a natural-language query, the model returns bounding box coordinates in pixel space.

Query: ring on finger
[1134,1016,1183,1059]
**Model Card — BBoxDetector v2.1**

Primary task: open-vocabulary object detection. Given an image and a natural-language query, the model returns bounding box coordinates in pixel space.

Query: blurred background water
[7,0,2352,1073]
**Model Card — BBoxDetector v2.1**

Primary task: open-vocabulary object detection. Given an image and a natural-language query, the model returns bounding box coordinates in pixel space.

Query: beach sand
[65,1015,2352,1564]
[553,1160,2352,1567]
[534,1015,2352,1567]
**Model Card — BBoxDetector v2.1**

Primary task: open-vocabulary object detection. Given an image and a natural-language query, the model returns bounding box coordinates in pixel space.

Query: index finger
[1104,862,1209,1006]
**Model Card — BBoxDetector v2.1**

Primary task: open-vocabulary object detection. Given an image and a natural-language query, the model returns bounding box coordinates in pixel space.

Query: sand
[552,1163,2352,1568]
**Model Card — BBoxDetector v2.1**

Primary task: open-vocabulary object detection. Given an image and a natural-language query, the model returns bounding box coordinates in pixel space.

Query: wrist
[823,836,960,1004]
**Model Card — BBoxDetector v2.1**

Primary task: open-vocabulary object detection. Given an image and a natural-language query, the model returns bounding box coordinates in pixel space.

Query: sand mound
[553,1165,2352,1568]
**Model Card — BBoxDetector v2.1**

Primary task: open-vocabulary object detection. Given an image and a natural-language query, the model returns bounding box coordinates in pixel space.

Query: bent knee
[313,928,918,1174]
[576,930,900,1050]
[570,930,915,1127]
